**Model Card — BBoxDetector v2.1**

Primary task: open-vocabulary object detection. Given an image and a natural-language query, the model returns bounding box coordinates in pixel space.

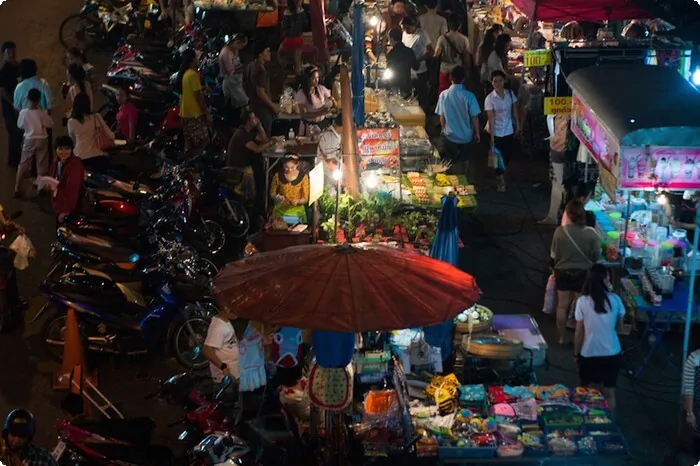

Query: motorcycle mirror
[214,376,232,401]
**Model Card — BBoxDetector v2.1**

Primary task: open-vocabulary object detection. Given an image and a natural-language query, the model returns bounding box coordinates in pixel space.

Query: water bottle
[288,128,295,140]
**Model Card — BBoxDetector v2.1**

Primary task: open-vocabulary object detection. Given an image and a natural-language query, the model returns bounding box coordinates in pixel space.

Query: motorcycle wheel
[42,306,81,361]
[59,13,102,50]
[220,199,250,239]
[193,220,226,256]
[172,316,210,370]
[198,257,220,277]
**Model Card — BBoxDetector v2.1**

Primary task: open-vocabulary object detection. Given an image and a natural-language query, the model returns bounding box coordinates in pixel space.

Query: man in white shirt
[401,16,433,110]
[418,0,447,109]
[203,306,241,384]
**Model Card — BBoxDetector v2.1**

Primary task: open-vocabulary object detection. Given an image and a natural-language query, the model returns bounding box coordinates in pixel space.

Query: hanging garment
[238,326,267,392]
[271,327,303,368]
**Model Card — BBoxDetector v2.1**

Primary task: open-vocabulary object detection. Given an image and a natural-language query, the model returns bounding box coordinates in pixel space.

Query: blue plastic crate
[438,446,497,459]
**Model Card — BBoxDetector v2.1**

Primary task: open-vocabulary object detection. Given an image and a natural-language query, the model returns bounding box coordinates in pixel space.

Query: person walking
[244,42,279,138]
[13,58,54,159]
[434,65,480,176]
[386,27,419,97]
[401,16,433,109]
[278,0,309,75]
[434,14,471,95]
[550,199,600,346]
[67,93,114,170]
[219,33,249,116]
[1,409,57,466]
[177,49,211,153]
[485,70,520,192]
[574,264,624,413]
[0,41,22,168]
[15,88,53,197]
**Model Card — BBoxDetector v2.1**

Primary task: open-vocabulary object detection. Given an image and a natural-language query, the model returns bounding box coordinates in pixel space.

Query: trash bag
[9,234,35,271]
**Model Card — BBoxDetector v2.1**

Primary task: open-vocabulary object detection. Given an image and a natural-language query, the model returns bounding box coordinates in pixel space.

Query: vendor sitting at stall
[270,154,310,223]
[227,108,275,203]
[295,66,336,136]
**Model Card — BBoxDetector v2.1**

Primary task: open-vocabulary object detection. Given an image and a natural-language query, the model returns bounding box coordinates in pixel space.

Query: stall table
[624,279,699,377]
[262,144,318,210]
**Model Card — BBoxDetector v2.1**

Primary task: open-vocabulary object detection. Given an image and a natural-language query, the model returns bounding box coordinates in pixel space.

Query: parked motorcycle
[59,0,145,50]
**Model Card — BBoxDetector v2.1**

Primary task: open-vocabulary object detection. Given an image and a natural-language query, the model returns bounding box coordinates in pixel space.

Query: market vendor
[386,27,418,97]
[385,0,407,30]
[227,108,276,203]
[295,66,336,136]
[666,191,698,232]
[270,154,310,222]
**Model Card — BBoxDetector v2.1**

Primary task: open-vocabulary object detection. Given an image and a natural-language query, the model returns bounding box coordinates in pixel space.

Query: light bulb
[369,16,379,27]
[366,174,378,189]
[332,169,343,181]
[692,68,700,86]
[382,68,394,80]
[657,193,668,205]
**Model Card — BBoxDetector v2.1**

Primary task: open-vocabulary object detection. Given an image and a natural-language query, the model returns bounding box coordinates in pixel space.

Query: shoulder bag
[93,114,113,151]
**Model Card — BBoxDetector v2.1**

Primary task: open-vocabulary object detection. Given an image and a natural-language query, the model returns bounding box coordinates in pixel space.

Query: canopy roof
[511,0,653,22]
[567,65,700,147]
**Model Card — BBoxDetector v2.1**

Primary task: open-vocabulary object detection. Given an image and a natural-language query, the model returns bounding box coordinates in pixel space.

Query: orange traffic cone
[53,309,96,390]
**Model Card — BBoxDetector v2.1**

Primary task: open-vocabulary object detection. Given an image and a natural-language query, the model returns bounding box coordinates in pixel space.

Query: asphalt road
[0,0,698,464]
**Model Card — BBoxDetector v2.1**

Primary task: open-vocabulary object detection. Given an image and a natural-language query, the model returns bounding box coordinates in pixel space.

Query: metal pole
[351,0,366,127]
[620,191,631,267]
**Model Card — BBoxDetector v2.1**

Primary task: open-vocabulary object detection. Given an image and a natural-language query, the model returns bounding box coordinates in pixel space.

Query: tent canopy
[567,65,700,147]
[511,0,653,22]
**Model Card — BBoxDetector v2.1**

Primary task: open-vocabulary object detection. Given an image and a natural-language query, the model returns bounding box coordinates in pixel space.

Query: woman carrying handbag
[484,70,520,192]
[66,92,114,171]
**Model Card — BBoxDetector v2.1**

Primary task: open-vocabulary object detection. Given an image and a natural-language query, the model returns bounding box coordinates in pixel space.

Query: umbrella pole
[334,176,341,243]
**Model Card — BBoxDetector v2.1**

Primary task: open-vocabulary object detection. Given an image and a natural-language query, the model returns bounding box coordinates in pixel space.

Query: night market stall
[565,64,700,377]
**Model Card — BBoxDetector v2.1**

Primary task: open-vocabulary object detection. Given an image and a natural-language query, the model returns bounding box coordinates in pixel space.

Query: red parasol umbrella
[212,243,481,332]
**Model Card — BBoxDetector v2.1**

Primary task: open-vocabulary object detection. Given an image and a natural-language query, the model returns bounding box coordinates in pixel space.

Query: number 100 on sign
[524,49,552,68]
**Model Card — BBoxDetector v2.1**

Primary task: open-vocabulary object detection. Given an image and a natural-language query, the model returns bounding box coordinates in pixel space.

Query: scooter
[40,268,211,369]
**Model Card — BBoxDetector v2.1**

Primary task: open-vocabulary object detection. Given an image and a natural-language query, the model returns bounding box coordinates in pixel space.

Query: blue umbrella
[423,194,460,361]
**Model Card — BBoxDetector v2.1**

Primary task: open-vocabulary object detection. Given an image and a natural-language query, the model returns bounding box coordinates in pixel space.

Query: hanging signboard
[571,94,621,178]
[308,163,324,205]
[598,164,618,201]
[523,49,552,68]
[358,128,400,170]
[620,147,700,190]
[544,97,572,115]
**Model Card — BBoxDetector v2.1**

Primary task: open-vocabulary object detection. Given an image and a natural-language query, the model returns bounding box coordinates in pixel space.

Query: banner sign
[523,49,552,68]
[544,97,572,115]
[620,147,700,190]
[571,94,621,177]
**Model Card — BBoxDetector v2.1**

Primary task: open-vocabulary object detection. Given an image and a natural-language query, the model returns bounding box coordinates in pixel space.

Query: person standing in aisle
[244,42,280,139]
[15,88,53,197]
[177,49,211,153]
[434,14,471,95]
[386,27,419,97]
[0,41,22,168]
[418,0,447,106]
[485,70,520,192]
[13,59,54,160]
[401,16,433,110]
[48,137,85,225]
[573,264,624,413]
[435,65,480,176]
[219,33,249,122]
[682,348,700,455]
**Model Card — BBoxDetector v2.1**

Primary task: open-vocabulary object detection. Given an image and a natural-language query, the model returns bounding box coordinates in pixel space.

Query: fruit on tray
[435,173,452,187]
[455,305,492,323]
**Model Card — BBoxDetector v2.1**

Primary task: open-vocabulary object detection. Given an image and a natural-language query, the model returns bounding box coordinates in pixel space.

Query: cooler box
[492,315,548,368]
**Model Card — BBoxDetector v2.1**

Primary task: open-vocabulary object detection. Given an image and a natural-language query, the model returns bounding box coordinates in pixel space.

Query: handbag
[93,115,113,151]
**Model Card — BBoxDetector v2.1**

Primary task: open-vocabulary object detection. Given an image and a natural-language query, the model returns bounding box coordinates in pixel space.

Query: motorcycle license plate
[52,441,66,461]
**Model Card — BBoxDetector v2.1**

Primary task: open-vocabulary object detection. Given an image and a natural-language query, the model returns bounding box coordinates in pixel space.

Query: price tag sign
[523,49,552,68]
[544,97,572,115]
[309,163,324,205]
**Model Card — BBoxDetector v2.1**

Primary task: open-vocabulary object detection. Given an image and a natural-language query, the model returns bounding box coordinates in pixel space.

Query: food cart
[566,63,700,376]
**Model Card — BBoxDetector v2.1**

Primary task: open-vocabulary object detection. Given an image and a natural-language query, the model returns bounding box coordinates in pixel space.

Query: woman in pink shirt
[116,85,138,141]
[294,67,335,136]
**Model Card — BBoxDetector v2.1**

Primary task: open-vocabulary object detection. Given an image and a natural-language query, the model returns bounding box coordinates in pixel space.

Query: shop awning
[510,0,653,22]
[567,64,700,147]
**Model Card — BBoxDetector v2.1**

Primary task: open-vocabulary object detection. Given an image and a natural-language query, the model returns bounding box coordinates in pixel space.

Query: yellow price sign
[544,97,572,115]
[523,49,552,68]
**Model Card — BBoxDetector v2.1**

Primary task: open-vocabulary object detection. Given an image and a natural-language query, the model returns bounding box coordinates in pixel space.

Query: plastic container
[672,228,688,242]
[608,212,622,223]
[661,242,675,265]
[630,239,645,258]
[647,241,660,267]
[656,226,669,242]
[629,197,647,214]
[605,232,620,262]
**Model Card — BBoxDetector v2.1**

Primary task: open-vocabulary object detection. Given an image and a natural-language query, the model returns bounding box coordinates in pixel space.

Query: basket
[455,305,494,334]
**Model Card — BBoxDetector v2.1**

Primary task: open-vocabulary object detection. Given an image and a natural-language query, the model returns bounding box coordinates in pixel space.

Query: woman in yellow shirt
[269,154,309,222]
[177,49,211,152]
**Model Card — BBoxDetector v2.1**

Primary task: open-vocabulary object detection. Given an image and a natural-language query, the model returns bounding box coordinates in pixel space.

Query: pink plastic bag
[542,274,557,315]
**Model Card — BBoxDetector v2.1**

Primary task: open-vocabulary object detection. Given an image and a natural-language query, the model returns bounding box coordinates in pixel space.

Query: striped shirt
[682,350,700,396]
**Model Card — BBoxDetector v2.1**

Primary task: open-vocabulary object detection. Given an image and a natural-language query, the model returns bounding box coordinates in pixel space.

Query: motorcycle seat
[71,417,155,446]
[85,442,173,466]
[80,262,147,284]
[59,234,140,264]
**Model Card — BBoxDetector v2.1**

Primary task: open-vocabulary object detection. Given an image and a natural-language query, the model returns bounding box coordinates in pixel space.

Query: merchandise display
[402,173,477,209]
[194,0,275,11]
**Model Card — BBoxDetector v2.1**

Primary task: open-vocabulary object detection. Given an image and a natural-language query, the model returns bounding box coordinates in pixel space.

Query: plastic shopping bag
[542,273,557,315]
[493,146,506,173]
[487,150,498,168]
[9,234,36,271]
